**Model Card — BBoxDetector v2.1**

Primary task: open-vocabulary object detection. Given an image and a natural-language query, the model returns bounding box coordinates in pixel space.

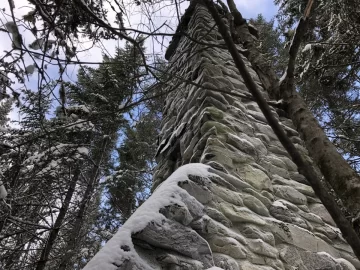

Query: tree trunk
[58,140,107,270]
[35,167,80,270]
[57,173,96,270]
[283,86,360,223]
[225,0,360,228]
[204,0,360,257]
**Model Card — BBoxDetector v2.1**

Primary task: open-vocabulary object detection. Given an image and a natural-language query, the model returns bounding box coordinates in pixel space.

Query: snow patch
[335,258,356,270]
[279,70,287,85]
[90,93,109,102]
[316,251,354,268]
[0,181,7,199]
[118,103,126,110]
[302,44,312,53]
[77,147,89,155]
[273,200,288,209]
[83,163,214,270]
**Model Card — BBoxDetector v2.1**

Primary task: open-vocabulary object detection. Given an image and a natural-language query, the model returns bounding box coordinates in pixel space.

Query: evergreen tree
[275,0,360,171]
[53,42,147,270]
[249,14,287,77]
[105,110,160,224]
[4,0,360,267]
[0,86,94,269]
[0,37,162,269]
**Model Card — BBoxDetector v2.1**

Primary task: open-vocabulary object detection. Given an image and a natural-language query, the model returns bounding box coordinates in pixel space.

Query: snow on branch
[282,0,314,81]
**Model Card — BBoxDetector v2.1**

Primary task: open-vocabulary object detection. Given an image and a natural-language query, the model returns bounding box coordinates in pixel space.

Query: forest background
[0,0,359,269]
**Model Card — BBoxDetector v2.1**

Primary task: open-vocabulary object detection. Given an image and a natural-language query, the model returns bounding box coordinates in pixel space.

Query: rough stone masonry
[84,2,360,269]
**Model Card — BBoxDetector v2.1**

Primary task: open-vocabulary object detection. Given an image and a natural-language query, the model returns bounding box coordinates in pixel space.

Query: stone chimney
[84,2,360,269]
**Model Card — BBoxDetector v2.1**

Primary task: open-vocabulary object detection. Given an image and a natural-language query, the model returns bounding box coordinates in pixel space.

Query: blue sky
[236,0,278,20]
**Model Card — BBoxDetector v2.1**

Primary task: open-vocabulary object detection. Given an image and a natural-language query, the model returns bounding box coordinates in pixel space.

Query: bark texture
[283,85,360,223]
[227,0,360,229]
[204,0,360,258]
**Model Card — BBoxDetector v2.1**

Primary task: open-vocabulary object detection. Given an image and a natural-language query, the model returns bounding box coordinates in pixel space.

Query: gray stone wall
[84,3,360,270]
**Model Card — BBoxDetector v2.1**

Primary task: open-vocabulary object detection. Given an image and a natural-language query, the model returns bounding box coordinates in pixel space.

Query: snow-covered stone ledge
[84,164,216,269]
[84,163,358,270]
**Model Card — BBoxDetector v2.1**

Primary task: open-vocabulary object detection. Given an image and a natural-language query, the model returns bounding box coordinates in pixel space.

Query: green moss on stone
[206,106,225,120]
[201,121,233,135]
